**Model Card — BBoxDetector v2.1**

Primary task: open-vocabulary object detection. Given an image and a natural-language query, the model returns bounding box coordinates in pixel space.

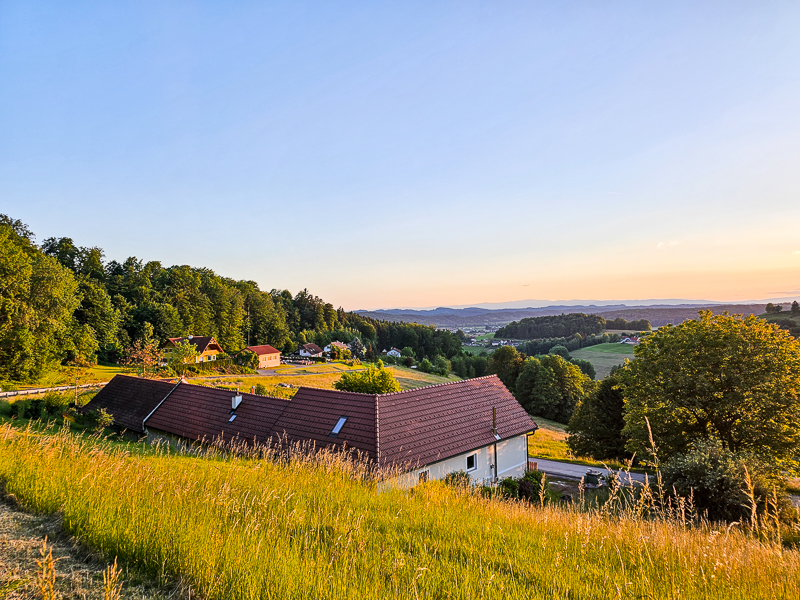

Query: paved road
[530,458,647,485]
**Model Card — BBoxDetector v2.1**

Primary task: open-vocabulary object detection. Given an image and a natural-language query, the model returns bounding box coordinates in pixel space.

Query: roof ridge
[378,374,499,397]
[294,385,379,397]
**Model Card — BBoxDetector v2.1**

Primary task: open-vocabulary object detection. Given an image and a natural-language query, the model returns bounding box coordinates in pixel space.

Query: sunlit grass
[0,425,798,599]
[204,364,457,398]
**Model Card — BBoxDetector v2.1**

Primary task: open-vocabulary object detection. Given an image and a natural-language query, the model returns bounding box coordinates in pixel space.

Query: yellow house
[162,336,223,364]
[245,344,281,368]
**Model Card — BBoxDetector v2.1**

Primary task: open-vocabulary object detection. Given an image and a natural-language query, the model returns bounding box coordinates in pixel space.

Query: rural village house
[161,336,223,364]
[244,344,281,368]
[385,348,403,358]
[324,341,350,353]
[84,375,537,486]
[298,343,324,358]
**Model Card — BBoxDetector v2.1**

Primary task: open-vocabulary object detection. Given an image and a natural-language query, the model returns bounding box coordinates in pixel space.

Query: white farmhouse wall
[390,433,529,488]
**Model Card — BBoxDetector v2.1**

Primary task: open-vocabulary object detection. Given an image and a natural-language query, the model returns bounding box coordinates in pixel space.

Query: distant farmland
[570,343,634,379]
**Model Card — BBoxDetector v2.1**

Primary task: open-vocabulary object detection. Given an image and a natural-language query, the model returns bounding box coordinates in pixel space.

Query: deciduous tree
[620,311,800,469]
[333,361,400,394]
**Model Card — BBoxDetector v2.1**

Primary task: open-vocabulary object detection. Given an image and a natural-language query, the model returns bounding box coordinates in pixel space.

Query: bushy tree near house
[333,361,401,394]
[515,355,592,424]
[567,373,628,460]
[620,311,800,470]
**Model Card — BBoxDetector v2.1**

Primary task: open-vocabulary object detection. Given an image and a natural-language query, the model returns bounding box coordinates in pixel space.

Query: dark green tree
[620,311,800,469]
[567,373,628,460]
[488,346,524,392]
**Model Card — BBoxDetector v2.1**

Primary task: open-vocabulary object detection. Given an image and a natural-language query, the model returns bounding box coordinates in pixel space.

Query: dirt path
[0,496,181,600]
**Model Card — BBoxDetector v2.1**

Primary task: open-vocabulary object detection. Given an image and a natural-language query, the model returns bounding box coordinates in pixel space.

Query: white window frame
[466,453,478,472]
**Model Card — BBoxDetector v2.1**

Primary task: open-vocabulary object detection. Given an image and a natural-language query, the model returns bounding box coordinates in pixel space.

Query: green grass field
[570,343,634,379]
[198,363,458,397]
[0,425,796,599]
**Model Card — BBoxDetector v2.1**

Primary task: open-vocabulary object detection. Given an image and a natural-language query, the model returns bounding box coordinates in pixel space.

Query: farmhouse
[84,375,537,485]
[298,343,324,358]
[324,341,350,353]
[244,344,281,368]
[385,348,402,358]
[162,336,223,363]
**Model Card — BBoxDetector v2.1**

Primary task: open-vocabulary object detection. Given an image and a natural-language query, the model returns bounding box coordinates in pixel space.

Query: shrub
[0,400,10,418]
[498,477,519,499]
[443,470,472,488]
[254,383,268,396]
[661,440,787,523]
[11,399,44,420]
[43,392,71,415]
[518,469,546,501]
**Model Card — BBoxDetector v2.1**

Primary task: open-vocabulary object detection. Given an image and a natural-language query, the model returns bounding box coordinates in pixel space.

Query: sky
[2,1,800,311]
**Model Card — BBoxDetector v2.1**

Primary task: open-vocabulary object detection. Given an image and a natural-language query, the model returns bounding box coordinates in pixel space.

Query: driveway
[530,458,647,485]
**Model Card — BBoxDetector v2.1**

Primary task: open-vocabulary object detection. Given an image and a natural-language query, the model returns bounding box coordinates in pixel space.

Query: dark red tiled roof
[82,375,177,433]
[97,374,536,468]
[144,382,289,445]
[271,388,378,458]
[245,344,281,356]
[377,375,536,468]
[300,343,323,354]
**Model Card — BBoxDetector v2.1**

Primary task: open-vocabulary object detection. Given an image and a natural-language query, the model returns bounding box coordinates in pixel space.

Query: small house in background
[298,343,323,358]
[244,344,281,368]
[386,348,402,358]
[619,336,640,345]
[324,341,350,353]
[162,336,223,363]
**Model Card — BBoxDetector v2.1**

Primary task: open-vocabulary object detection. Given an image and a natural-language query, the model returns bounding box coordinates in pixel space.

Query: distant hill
[357,303,774,329]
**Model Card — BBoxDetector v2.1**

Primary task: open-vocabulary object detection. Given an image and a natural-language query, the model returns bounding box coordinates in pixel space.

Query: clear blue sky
[3,2,800,310]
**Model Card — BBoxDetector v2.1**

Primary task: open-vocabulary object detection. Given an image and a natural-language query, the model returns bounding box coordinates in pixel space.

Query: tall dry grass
[0,423,798,599]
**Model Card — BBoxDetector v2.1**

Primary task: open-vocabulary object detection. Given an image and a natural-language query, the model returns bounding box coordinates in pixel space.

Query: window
[228,414,237,422]
[418,470,429,483]
[466,453,477,471]
[330,417,348,436]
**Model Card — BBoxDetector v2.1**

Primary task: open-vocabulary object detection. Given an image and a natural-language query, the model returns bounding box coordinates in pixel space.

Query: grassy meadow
[570,342,634,378]
[202,363,459,398]
[1,424,798,600]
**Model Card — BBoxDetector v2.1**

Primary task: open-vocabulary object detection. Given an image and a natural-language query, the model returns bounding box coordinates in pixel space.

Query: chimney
[188,335,193,340]
[232,395,242,410]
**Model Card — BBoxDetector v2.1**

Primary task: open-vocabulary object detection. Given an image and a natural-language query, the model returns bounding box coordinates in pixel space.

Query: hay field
[0,425,797,599]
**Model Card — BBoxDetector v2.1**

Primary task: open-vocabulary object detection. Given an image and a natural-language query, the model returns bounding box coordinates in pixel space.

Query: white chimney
[232,395,242,410]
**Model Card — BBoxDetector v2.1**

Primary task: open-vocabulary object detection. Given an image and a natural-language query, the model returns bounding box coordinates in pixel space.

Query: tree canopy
[0,215,465,381]
[567,373,628,460]
[333,361,401,394]
[620,310,800,469]
[495,313,606,340]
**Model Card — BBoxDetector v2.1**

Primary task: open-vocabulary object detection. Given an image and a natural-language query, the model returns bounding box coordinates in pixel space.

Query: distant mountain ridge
[356,302,780,328]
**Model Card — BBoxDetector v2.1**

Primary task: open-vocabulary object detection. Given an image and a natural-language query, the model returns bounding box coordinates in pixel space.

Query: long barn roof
[91,374,537,467]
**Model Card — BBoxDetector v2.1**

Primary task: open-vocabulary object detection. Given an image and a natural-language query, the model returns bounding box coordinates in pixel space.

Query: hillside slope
[0,426,796,600]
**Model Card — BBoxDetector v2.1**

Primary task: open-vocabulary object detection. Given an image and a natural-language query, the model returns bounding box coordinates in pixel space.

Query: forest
[0,215,462,382]
[494,313,650,339]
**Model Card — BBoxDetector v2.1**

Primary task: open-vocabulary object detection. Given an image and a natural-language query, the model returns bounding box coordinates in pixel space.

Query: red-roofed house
[245,344,281,368]
[162,336,223,363]
[298,343,323,358]
[91,374,538,486]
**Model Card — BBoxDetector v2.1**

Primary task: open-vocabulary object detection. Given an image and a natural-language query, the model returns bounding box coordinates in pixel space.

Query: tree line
[0,215,464,382]
[494,313,650,340]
